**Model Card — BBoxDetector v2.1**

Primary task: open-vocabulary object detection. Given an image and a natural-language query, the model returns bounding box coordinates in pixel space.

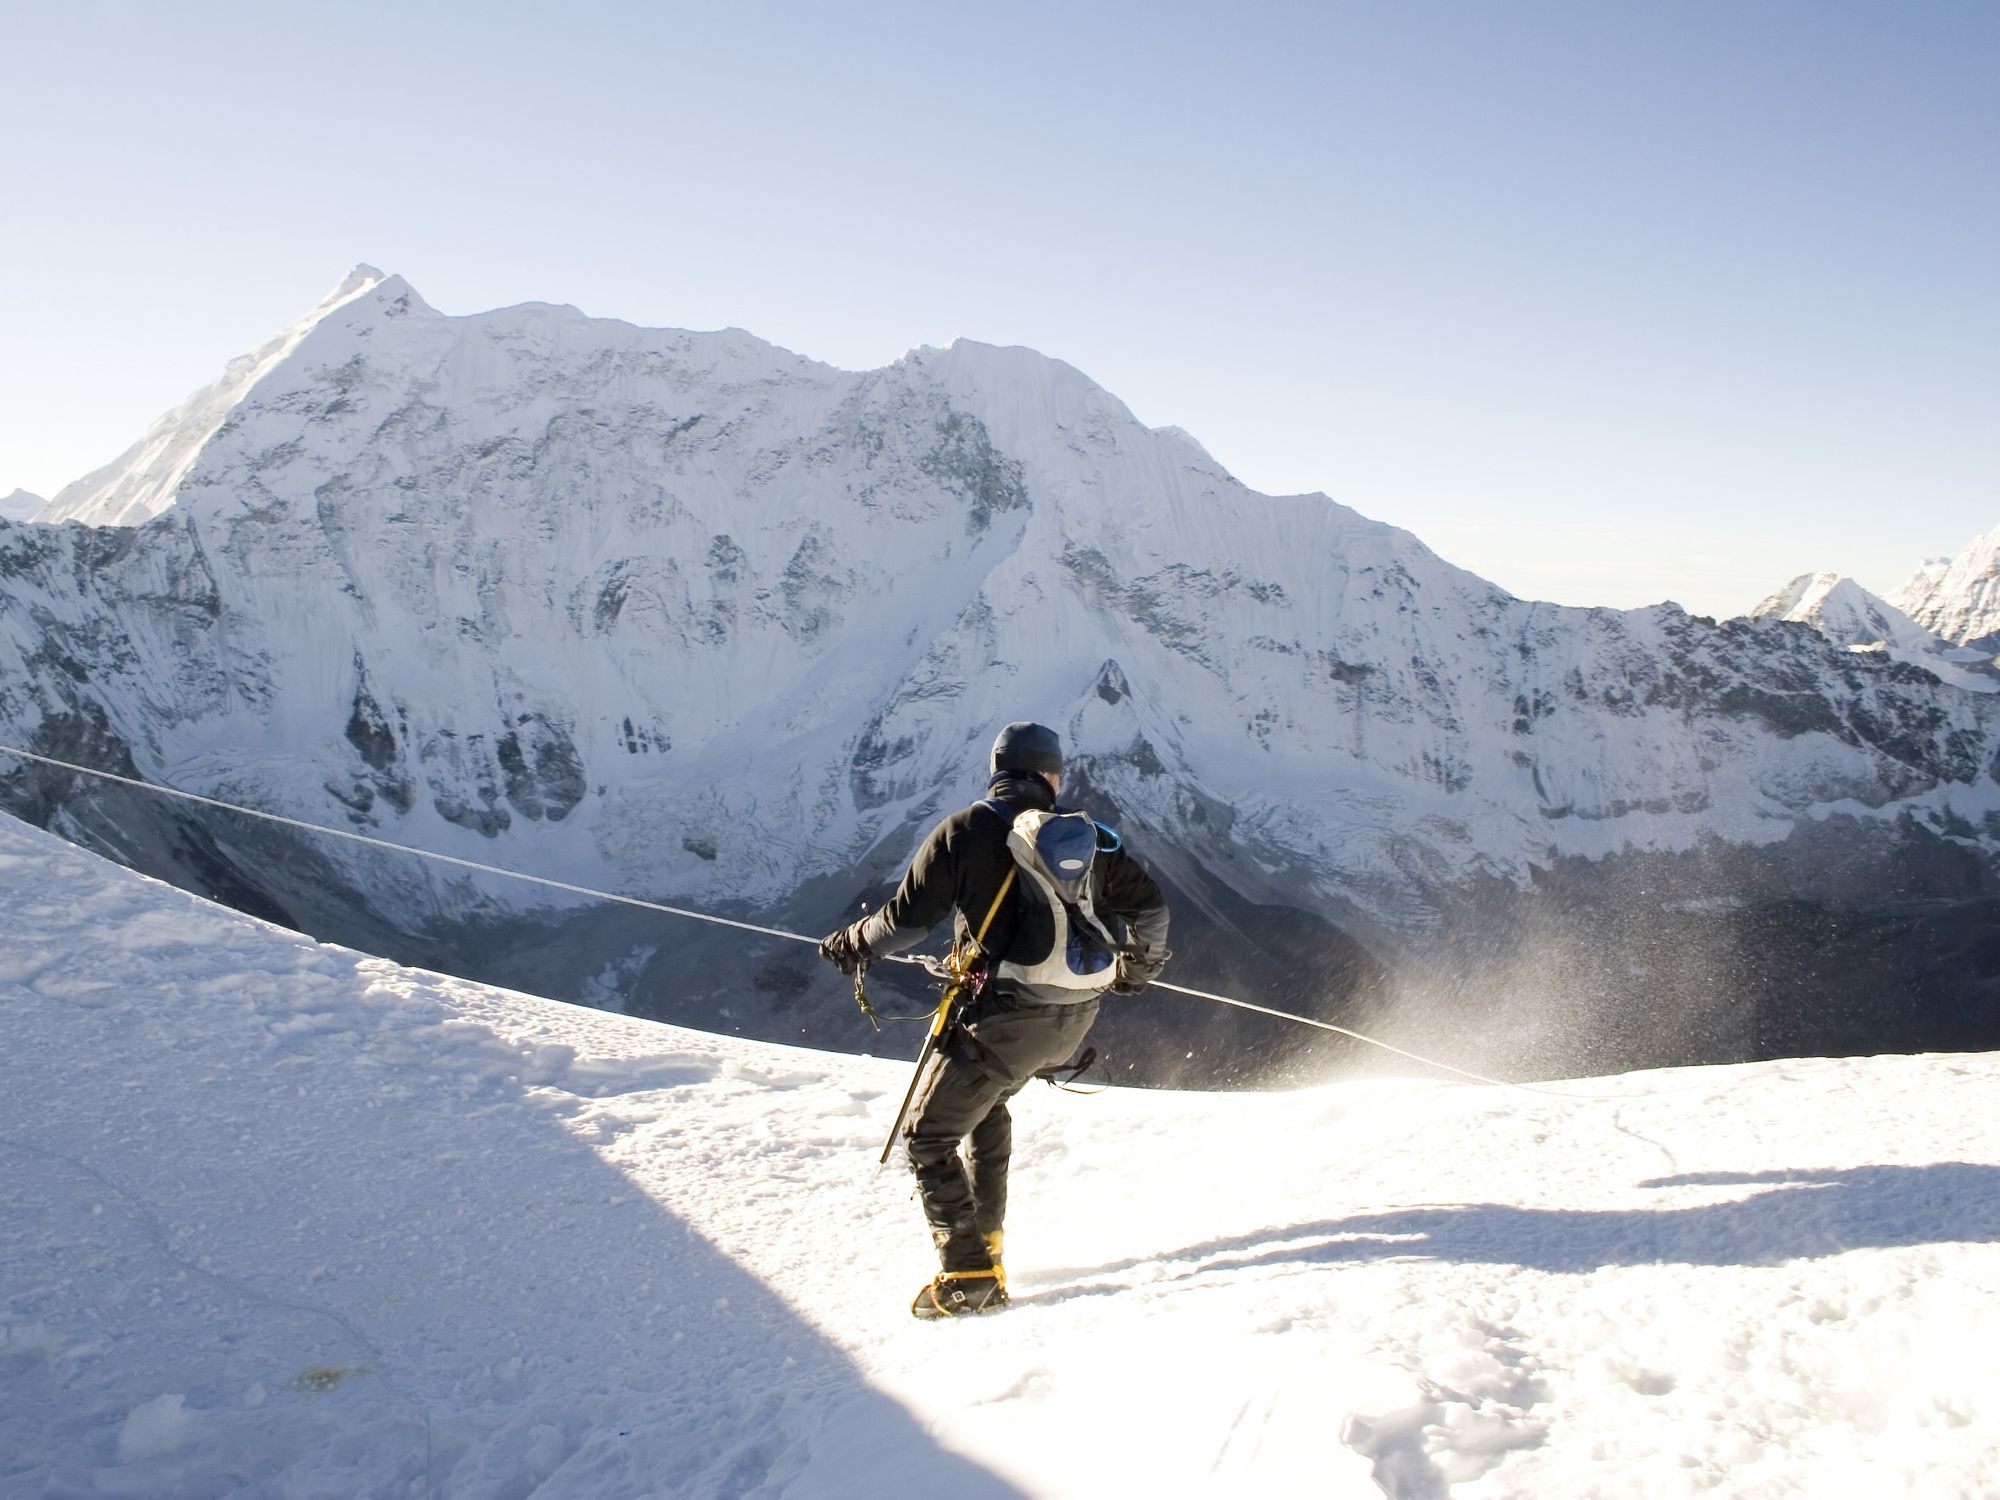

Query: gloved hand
[1111,948,1167,995]
[819,924,870,977]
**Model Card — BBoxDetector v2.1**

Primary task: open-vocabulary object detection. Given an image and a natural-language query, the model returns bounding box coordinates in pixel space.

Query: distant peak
[317,265,434,319]
[0,488,45,523]
[1749,572,1840,620]
[337,264,388,296]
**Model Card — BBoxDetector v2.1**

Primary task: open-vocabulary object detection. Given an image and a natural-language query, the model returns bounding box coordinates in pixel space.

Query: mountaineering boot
[985,1229,1006,1293]
[912,1268,1008,1319]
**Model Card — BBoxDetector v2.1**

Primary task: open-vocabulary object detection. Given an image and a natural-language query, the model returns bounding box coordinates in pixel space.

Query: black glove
[819,924,870,977]
[1111,948,1167,995]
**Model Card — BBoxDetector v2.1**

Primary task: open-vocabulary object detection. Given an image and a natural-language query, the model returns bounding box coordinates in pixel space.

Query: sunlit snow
[3,812,1997,1497]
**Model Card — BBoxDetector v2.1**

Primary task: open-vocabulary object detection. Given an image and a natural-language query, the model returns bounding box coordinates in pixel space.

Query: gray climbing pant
[906,993,1100,1271]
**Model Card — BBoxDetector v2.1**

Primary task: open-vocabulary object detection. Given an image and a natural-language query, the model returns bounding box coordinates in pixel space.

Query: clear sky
[4,1,1995,617]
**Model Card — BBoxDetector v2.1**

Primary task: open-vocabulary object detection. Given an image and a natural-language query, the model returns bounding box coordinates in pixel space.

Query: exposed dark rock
[345,686,399,772]
[1094,659,1130,705]
[325,778,375,818]
[593,570,629,630]
[849,714,916,812]
[0,705,143,825]
[706,534,745,585]
[433,791,510,837]
[496,718,586,822]
[778,534,840,641]
[920,409,1029,534]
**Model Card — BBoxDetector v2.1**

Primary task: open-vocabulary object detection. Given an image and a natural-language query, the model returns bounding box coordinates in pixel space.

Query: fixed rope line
[0,741,1586,1096]
[0,743,829,955]
[1145,977,1519,1091]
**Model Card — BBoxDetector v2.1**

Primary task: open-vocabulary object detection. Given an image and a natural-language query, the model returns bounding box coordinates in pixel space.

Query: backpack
[981,801,1125,998]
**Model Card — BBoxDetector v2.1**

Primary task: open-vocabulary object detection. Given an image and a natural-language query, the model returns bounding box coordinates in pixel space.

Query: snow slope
[1891,524,2000,652]
[5,814,1998,1498]
[0,490,42,524]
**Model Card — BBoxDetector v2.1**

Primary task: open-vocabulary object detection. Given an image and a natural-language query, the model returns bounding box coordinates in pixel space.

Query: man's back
[854,770,1168,989]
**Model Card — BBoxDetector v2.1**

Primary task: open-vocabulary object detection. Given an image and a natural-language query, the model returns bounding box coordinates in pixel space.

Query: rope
[0,741,1617,1098]
[0,742,874,957]
[1146,977,1520,1090]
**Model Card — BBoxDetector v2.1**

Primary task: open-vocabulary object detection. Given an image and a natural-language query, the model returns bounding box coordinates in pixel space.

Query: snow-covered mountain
[0,488,43,523]
[1890,523,2000,652]
[4,268,1998,1078]
[5,807,1998,1496]
[1748,572,1934,651]
[1745,571,1995,691]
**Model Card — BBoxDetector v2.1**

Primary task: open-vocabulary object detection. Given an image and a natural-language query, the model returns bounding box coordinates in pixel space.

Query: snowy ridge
[5,809,1999,1496]
[1890,523,2000,652]
[37,266,390,528]
[1745,571,1995,692]
[0,489,43,524]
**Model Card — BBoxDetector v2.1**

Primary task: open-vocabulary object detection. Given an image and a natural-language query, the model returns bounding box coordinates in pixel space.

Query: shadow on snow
[1040,1163,2000,1297]
[0,923,1023,1499]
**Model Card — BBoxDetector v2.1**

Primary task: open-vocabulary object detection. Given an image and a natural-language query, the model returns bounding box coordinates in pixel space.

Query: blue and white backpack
[983,802,1125,998]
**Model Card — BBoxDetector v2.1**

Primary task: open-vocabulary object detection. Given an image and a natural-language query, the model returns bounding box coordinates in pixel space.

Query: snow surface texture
[1891,524,2000,653]
[5,268,1999,961]
[0,490,43,524]
[1745,572,1995,692]
[5,812,2000,1498]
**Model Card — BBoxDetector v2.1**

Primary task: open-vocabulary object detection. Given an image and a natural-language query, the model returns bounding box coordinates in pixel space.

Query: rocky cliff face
[5,270,1998,1081]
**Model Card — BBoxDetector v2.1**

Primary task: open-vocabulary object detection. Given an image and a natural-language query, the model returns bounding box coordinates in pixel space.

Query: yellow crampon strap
[915,1267,1009,1318]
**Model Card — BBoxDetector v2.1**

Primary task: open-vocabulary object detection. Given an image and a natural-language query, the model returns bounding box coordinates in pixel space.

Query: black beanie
[990,721,1062,776]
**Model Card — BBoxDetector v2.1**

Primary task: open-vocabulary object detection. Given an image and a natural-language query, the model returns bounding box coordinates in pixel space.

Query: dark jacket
[857,772,1170,993]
